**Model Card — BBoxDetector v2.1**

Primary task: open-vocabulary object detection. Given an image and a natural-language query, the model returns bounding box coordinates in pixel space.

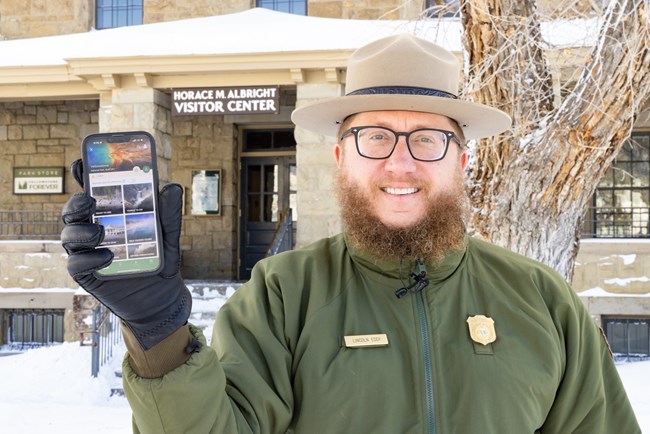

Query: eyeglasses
[340,126,460,162]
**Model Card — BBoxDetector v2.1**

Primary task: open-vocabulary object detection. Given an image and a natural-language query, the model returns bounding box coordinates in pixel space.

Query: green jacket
[123,234,640,433]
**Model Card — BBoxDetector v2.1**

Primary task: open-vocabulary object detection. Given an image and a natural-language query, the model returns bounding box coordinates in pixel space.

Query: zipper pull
[412,259,430,293]
[416,259,427,277]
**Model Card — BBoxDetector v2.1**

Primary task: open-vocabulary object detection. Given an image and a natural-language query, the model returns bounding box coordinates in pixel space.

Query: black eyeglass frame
[339,126,461,162]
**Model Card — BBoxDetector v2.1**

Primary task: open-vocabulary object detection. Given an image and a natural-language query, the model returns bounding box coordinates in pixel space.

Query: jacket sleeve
[122,261,294,434]
[540,283,641,433]
[123,324,242,433]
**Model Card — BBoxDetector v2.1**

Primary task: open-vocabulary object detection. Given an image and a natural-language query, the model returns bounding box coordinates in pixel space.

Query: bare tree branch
[461,0,650,280]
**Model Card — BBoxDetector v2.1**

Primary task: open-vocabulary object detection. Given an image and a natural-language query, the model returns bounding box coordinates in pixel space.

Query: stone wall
[310,0,421,19]
[98,88,173,183]
[171,116,238,278]
[0,100,99,211]
[574,240,650,323]
[72,292,99,344]
[0,0,91,39]
[294,83,343,247]
[144,0,249,23]
[0,241,80,344]
[573,240,650,295]
[0,241,75,289]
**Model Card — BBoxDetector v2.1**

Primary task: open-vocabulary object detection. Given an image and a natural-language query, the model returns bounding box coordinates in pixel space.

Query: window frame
[602,317,650,362]
[6,309,65,349]
[243,128,297,153]
[424,0,460,18]
[585,131,650,238]
[96,0,144,30]
[256,0,307,16]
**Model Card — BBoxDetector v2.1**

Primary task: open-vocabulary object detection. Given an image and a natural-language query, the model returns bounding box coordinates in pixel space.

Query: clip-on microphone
[395,271,429,298]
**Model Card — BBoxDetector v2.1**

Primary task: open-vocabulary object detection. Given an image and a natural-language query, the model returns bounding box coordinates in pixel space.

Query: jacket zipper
[416,277,436,434]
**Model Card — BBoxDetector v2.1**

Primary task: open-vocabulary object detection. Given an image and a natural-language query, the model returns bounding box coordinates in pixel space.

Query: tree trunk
[462,0,650,281]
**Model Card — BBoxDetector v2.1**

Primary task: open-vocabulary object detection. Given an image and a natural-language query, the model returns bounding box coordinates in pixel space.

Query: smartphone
[81,131,163,279]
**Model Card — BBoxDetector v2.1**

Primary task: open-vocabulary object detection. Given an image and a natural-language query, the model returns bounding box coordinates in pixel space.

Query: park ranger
[61,34,640,433]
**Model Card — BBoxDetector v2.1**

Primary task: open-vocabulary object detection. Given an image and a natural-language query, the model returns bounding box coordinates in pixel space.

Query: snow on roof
[579,286,650,297]
[0,8,599,68]
[0,8,461,67]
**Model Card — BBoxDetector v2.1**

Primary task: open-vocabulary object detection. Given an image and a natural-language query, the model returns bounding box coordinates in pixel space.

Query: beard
[336,170,468,263]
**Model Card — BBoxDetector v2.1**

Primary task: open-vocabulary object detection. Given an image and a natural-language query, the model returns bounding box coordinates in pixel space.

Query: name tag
[344,334,389,348]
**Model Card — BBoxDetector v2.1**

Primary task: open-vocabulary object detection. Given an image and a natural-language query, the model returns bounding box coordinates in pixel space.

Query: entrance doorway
[239,128,297,279]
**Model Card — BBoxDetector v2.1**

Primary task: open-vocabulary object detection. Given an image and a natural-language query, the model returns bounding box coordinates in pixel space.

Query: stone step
[186,280,242,326]
[185,279,245,299]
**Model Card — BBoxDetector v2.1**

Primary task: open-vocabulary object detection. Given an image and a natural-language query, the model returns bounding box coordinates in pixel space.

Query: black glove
[61,159,192,351]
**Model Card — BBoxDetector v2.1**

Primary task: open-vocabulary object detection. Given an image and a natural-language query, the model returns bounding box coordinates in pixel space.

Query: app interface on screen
[85,135,160,275]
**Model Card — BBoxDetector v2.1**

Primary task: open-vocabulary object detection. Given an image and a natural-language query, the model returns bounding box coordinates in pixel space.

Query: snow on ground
[618,361,650,430]
[0,284,648,433]
[0,342,131,433]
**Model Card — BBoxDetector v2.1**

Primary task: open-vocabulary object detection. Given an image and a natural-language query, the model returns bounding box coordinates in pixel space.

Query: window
[603,318,650,361]
[584,132,650,238]
[5,309,64,349]
[96,0,143,30]
[243,129,296,152]
[257,0,307,15]
[425,0,460,18]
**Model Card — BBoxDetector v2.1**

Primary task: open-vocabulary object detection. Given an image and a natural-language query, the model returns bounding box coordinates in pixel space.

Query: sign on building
[172,86,280,116]
[13,167,65,194]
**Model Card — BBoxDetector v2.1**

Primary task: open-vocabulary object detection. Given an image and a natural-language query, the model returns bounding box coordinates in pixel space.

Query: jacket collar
[343,232,468,285]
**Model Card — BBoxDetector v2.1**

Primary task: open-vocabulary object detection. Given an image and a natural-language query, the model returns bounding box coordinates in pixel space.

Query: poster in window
[191,169,221,215]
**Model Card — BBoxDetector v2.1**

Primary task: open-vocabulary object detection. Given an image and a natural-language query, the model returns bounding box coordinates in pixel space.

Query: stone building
[0,1,648,359]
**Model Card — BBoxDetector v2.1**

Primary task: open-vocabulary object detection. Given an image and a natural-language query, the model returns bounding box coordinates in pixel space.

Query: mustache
[372,175,429,190]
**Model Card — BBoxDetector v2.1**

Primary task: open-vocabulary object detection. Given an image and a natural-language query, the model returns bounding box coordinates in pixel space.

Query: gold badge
[467,315,496,346]
[344,334,389,348]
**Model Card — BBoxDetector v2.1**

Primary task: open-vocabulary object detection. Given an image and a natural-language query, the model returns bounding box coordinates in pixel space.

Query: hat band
[346,86,457,99]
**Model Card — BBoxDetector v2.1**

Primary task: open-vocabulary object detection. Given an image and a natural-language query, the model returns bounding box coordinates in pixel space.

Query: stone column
[97,86,172,183]
[294,82,343,247]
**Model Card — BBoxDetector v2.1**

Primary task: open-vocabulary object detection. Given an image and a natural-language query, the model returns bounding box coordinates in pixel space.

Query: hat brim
[291,94,511,141]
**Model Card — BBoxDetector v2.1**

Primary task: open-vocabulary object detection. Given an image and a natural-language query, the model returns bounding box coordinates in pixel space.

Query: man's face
[335,111,468,229]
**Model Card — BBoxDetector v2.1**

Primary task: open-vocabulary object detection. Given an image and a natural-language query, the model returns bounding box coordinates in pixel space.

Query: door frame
[237,125,297,280]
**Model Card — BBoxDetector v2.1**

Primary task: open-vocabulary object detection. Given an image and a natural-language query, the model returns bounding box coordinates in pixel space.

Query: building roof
[0,8,462,67]
[0,8,596,100]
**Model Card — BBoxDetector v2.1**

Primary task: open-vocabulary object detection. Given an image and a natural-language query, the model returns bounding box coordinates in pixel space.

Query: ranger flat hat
[291,33,511,140]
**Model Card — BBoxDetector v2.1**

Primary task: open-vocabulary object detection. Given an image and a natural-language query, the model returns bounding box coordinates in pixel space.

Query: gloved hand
[61,159,192,351]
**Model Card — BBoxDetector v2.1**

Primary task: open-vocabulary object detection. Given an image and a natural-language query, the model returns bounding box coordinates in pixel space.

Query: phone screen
[83,132,162,277]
